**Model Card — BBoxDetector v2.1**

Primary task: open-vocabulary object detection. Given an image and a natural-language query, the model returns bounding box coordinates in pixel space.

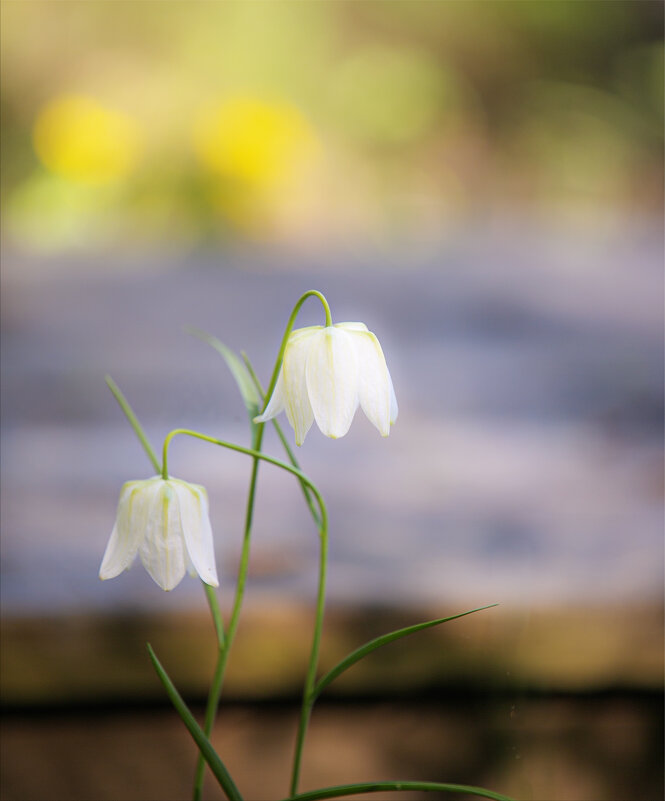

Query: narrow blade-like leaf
[185,327,260,435]
[280,779,514,801]
[146,644,243,801]
[105,375,161,473]
[313,605,498,699]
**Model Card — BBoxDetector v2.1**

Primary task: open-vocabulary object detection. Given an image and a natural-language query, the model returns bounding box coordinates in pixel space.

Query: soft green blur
[0,1,662,252]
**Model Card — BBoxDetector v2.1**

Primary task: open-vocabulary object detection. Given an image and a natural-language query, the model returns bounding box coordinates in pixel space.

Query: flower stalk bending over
[255,322,398,445]
[99,476,218,591]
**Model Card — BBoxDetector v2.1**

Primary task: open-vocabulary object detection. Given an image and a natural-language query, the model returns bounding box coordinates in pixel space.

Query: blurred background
[1,2,663,800]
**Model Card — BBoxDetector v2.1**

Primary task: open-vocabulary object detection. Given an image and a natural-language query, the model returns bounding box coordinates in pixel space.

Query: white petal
[140,481,187,591]
[253,368,285,423]
[291,325,325,338]
[282,328,318,445]
[306,327,359,439]
[335,322,368,333]
[99,480,149,580]
[175,481,219,587]
[388,371,399,425]
[388,369,398,425]
[349,330,392,436]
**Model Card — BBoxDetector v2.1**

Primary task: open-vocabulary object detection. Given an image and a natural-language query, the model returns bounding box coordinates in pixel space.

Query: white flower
[255,322,398,445]
[99,477,219,591]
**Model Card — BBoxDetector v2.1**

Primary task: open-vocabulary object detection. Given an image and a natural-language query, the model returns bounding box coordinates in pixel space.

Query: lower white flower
[99,476,219,591]
[255,322,398,445]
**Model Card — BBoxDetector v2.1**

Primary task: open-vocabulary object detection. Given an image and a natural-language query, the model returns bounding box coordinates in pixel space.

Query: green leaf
[105,375,161,474]
[185,327,261,436]
[280,779,514,801]
[146,644,243,801]
[313,605,498,699]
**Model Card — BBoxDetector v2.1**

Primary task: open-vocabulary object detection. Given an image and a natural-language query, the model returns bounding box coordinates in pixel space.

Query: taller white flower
[99,476,219,591]
[255,323,398,445]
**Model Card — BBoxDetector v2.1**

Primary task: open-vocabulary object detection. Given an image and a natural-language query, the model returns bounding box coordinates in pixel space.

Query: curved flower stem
[162,428,329,798]
[192,422,265,801]
[260,290,333,416]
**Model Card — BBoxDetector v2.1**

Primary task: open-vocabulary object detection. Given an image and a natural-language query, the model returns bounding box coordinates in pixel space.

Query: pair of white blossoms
[100,322,398,591]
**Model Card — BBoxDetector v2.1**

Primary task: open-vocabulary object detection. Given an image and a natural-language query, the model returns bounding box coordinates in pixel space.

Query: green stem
[161,433,170,480]
[245,349,327,793]
[289,520,327,796]
[192,422,265,801]
[195,584,227,798]
[162,428,328,800]
[260,290,333,416]
[193,634,226,801]
[189,289,332,797]
[243,349,329,794]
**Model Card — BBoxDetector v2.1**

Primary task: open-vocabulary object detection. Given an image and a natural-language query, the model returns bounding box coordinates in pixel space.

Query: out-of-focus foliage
[33,95,142,184]
[0,0,662,252]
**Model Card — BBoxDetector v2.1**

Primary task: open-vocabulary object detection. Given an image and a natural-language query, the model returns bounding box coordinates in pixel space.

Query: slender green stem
[193,637,226,800]
[192,423,265,801]
[195,583,228,800]
[260,290,333,416]
[227,421,265,646]
[244,347,329,794]
[105,375,161,474]
[245,349,327,792]
[161,434,170,479]
[162,427,329,800]
[184,292,332,797]
[189,291,332,797]
[289,519,327,796]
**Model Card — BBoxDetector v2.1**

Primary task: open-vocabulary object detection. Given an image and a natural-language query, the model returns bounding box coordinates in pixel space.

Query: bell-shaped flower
[255,322,398,445]
[99,476,219,591]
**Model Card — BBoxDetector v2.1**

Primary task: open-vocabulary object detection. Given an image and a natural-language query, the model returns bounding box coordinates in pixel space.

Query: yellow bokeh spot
[193,97,318,188]
[33,94,141,184]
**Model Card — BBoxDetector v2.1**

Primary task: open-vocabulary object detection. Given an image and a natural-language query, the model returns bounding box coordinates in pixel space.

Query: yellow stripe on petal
[140,481,186,591]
